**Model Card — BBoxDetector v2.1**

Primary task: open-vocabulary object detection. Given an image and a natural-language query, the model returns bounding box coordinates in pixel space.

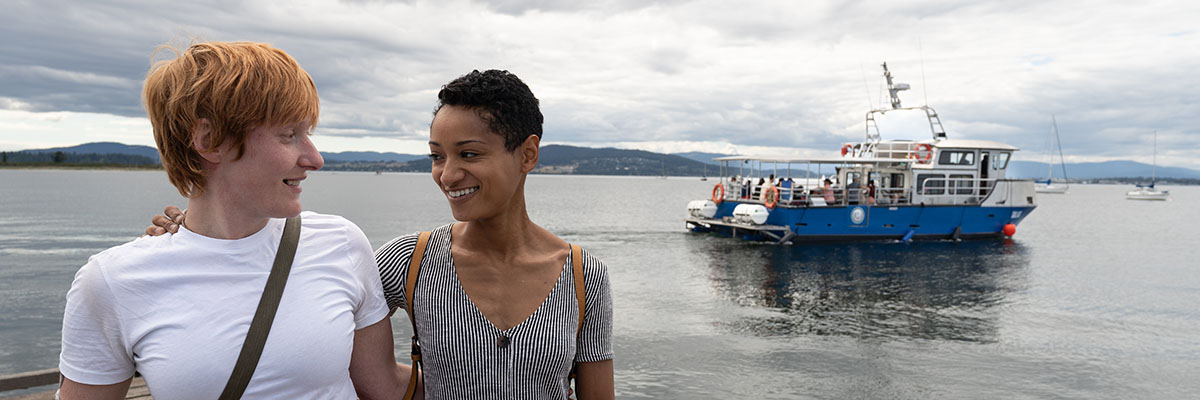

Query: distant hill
[15,142,428,164]
[22,142,161,163]
[322,144,713,176]
[321,151,425,163]
[7,142,1200,181]
[672,151,732,165]
[1008,160,1200,180]
[11,142,159,165]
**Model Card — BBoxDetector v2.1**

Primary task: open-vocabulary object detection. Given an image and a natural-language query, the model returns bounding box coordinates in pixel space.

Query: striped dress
[374,224,613,399]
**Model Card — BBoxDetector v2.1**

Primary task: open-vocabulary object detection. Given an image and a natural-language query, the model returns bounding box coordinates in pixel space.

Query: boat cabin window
[845,171,863,186]
[938,150,975,166]
[993,152,1011,169]
[882,173,904,189]
[917,173,944,195]
[950,174,974,195]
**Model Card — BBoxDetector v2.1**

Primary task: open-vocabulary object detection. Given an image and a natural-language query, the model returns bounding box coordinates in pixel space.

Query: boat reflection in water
[690,237,1031,343]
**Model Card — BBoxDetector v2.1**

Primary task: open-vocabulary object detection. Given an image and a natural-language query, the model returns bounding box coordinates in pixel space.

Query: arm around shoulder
[349,317,416,400]
[58,377,133,400]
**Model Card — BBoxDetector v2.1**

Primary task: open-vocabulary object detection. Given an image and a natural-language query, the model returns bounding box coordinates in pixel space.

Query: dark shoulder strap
[219,216,301,400]
[403,231,432,400]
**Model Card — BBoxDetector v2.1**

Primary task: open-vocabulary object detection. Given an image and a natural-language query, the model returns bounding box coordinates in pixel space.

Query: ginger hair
[143,41,319,197]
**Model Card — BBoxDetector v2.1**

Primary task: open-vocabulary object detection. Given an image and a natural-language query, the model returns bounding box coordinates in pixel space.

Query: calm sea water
[2,169,1198,399]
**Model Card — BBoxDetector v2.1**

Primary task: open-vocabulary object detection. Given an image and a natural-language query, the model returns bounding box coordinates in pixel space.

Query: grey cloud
[2,0,1198,168]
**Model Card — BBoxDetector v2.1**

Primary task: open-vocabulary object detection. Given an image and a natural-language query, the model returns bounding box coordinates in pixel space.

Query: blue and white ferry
[686,63,1037,243]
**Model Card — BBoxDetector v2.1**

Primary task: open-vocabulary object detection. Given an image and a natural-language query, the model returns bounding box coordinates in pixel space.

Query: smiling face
[211,121,323,220]
[429,105,534,222]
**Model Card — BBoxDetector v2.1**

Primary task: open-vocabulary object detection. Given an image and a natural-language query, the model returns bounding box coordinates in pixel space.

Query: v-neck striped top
[374,224,613,400]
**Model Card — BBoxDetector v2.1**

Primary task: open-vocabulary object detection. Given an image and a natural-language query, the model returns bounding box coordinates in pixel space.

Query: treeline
[1,151,159,165]
[322,157,712,176]
[319,144,715,176]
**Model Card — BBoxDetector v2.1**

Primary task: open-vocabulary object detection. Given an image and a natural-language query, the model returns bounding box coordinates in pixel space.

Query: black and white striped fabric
[375,224,613,399]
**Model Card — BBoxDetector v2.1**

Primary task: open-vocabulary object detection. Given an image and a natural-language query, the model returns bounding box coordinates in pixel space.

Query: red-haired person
[59,42,407,399]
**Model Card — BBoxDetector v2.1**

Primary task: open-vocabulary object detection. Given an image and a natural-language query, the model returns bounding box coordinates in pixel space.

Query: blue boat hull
[690,202,1036,242]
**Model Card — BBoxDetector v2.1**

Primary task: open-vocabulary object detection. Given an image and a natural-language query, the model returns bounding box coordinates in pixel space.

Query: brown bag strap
[571,244,585,338]
[568,243,586,383]
[218,216,301,400]
[403,231,432,400]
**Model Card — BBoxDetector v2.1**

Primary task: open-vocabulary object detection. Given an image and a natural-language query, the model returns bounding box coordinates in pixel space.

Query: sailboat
[1126,131,1170,201]
[1035,115,1069,194]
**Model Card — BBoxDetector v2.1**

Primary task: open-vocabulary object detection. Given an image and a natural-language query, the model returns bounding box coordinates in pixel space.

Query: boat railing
[718,177,1001,207]
[715,180,913,208]
[865,141,926,160]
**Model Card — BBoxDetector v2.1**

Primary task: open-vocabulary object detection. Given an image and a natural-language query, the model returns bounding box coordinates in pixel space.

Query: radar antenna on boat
[865,62,947,143]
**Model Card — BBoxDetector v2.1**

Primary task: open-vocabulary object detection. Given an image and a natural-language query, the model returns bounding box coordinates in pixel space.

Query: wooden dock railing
[0,368,58,392]
[0,368,151,400]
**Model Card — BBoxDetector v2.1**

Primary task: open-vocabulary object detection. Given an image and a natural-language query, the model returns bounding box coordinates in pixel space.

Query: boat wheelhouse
[685,63,1038,243]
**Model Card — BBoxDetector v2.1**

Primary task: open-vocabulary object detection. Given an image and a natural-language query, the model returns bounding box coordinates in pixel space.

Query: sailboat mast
[1045,120,1054,181]
[1053,115,1068,182]
[1152,130,1157,183]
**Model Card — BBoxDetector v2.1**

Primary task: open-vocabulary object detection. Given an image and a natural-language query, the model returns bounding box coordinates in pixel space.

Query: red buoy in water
[1003,223,1016,236]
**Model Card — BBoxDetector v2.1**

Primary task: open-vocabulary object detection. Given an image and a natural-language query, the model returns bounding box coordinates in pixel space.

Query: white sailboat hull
[1035,184,1068,194]
[1126,188,1170,201]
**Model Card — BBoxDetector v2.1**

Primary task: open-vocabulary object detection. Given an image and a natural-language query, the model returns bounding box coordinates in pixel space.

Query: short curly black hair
[433,70,544,151]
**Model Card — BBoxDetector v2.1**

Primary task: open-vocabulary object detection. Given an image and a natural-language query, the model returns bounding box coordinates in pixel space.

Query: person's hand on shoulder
[144,206,185,236]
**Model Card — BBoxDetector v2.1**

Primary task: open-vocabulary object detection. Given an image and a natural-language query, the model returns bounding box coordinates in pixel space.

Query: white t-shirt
[59,212,389,399]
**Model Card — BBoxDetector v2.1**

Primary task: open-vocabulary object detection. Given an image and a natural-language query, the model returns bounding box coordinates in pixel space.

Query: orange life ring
[712,183,725,204]
[841,144,854,157]
[908,143,933,164]
[763,186,780,209]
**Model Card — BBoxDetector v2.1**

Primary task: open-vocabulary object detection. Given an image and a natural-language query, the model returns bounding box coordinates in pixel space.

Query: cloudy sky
[2,0,1198,168]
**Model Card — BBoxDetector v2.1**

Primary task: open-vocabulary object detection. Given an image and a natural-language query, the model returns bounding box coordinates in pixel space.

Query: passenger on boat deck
[847,177,862,204]
[64,42,408,400]
[822,179,836,204]
[865,181,877,205]
[148,70,617,400]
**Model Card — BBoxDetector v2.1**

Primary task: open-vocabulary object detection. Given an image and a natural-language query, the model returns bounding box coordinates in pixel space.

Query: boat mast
[1152,130,1157,184]
[1053,115,1068,183]
[883,62,904,110]
[866,62,947,143]
[1044,123,1054,182]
